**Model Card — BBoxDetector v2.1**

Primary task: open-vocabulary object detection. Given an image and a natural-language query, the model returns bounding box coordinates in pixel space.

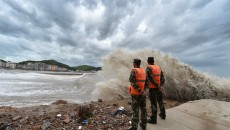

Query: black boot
[158,113,166,120]
[148,118,157,124]
[126,127,137,130]
[139,122,146,130]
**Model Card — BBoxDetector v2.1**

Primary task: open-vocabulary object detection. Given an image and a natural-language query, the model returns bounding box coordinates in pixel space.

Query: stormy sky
[0,0,229,77]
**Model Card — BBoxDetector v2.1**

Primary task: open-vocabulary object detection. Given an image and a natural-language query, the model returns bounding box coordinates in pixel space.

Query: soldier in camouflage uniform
[127,59,147,130]
[146,57,166,124]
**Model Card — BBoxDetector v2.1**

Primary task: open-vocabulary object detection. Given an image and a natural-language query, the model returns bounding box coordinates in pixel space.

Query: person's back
[146,57,166,124]
[127,58,147,130]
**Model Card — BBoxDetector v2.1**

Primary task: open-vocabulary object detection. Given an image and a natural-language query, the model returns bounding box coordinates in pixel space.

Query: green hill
[0,59,6,62]
[42,60,71,70]
[72,65,101,71]
[18,60,101,71]
[18,59,72,70]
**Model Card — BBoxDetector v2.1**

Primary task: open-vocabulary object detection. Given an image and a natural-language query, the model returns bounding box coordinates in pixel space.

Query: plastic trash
[112,106,126,116]
[57,114,61,117]
[78,126,82,130]
[82,119,88,125]
[118,106,124,110]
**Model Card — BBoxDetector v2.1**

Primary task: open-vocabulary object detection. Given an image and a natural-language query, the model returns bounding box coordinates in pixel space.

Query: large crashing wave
[92,49,230,102]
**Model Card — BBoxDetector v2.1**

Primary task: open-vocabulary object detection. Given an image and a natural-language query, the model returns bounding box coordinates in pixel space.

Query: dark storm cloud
[0,0,229,76]
[97,0,135,39]
[0,15,30,37]
[34,0,77,30]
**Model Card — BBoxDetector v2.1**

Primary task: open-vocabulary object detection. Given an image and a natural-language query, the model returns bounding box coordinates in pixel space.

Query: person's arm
[146,67,159,87]
[160,70,165,86]
[129,69,142,93]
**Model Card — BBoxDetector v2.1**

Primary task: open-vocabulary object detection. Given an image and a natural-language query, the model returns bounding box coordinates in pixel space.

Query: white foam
[92,49,230,102]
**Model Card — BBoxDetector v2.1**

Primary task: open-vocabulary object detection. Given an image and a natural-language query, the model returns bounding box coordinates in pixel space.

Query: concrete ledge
[139,99,230,130]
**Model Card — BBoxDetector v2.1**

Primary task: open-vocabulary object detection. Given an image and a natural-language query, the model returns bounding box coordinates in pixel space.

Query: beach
[0,98,181,130]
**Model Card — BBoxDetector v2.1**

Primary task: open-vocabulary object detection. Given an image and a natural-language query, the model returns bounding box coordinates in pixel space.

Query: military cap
[147,57,154,63]
[133,58,141,65]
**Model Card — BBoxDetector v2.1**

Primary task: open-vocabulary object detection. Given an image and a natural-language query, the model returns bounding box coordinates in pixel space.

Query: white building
[6,61,16,69]
[0,60,6,68]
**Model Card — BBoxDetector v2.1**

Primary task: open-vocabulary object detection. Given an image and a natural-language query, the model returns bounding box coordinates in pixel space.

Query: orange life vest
[128,68,146,95]
[147,65,161,88]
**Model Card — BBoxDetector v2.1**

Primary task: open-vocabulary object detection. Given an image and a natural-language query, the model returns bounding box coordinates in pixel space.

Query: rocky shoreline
[0,98,181,130]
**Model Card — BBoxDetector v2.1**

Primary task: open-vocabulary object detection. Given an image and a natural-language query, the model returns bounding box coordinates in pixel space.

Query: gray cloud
[0,0,229,76]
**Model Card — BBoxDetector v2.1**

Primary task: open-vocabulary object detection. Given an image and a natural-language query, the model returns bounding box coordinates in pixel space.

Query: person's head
[147,57,154,64]
[133,58,141,67]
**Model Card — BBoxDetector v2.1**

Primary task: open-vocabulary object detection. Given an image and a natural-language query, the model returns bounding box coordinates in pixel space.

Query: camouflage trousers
[149,88,166,120]
[131,95,147,129]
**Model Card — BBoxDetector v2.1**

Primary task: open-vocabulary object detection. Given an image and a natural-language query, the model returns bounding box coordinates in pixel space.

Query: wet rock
[63,117,71,124]
[98,99,103,102]
[12,116,22,121]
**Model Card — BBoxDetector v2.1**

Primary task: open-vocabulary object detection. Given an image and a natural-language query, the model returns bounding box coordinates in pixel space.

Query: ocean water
[0,70,101,107]
[92,49,230,102]
[1,49,230,107]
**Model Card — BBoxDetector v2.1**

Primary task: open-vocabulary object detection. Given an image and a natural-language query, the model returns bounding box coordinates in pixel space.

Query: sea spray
[92,49,230,102]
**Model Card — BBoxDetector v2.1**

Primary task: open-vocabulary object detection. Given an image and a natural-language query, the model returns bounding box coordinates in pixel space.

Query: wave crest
[92,49,230,102]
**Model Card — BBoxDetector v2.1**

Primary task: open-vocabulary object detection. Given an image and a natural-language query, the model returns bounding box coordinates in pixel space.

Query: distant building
[46,65,52,71]
[5,61,16,69]
[58,67,68,72]
[0,60,6,68]
[9,62,16,69]
[51,65,58,71]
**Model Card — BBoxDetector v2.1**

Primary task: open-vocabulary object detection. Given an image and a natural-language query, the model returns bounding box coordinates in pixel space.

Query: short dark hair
[147,57,154,63]
[133,58,141,66]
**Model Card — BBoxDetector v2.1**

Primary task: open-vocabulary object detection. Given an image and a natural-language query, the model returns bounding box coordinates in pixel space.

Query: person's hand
[154,82,159,87]
[140,90,146,96]
[158,86,163,91]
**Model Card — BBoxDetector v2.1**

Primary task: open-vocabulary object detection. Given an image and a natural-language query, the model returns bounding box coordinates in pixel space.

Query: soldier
[146,57,166,124]
[127,59,147,130]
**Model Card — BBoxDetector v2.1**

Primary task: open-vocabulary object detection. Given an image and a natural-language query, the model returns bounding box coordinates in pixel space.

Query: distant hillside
[0,59,6,62]
[18,60,101,71]
[72,65,101,71]
[19,60,72,70]
[42,60,71,70]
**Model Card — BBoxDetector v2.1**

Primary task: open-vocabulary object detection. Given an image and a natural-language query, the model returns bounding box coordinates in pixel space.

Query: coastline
[0,68,87,75]
[0,98,181,129]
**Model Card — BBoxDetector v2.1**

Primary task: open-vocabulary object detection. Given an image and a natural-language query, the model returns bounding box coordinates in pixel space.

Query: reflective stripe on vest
[147,65,161,88]
[128,68,146,95]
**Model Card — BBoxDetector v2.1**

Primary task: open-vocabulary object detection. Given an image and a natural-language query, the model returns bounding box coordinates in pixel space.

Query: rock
[12,116,22,121]
[0,123,8,130]
[98,99,103,102]
[33,125,41,130]
[52,100,68,105]
[63,117,71,124]
[172,101,180,107]
[113,104,118,106]
[41,122,51,130]
[78,104,94,120]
